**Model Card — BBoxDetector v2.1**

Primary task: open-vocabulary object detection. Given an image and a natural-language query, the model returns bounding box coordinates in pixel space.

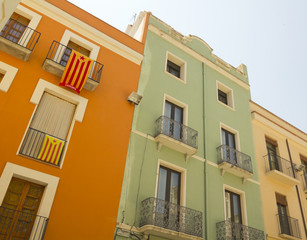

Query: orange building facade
[0,0,147,239]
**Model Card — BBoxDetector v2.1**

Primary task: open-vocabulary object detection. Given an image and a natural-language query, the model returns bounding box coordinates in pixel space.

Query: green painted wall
[115,14,265,240]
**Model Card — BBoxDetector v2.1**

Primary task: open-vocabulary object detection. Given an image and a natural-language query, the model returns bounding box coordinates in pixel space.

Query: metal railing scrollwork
[216,220,265,240]
[155,116,198,149]
[0,206,48,240]
[0,18,41,51]
[140,197,203,237]
[264,152,296,178]
[217,145,253,173]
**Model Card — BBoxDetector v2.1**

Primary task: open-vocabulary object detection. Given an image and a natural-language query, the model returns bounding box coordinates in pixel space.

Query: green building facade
[115,12,265,240]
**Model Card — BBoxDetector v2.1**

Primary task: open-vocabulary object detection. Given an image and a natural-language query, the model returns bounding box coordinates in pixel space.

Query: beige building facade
[251,101,307,240]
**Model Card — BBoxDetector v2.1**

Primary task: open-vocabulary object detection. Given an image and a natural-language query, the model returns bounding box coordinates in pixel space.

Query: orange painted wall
[0,1,146,239]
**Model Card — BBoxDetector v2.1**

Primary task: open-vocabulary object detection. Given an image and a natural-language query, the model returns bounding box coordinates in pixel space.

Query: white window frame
[163,94,188,126]
[0,162,59,217]
[155,159,187,207]
[165,51,187,83]
[14,5,42,46]
[223,184,248,226]
[220,122,240,151]
[17,79,88,168]
[0,61,18,92]
[216,81,235,110]
[59,30,100,61]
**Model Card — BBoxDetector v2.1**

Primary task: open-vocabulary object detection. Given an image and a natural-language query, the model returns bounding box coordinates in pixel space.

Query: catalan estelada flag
[60,50,93,93]
[37,135,65,166]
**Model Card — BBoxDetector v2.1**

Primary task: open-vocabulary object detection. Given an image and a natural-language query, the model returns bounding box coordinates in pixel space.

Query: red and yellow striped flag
[60,50,93,93]
[37,135,65,165]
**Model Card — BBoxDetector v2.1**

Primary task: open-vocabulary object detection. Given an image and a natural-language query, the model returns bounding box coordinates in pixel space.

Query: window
[266,138,280,171]
[19,92,76,166]
[59,30,100,61]
[156,166,181,230]
[0,13,30,43]
[0,73,4,83]
[0,178,44,239]
[164,100,184,140]
[300,155,307,170]
[167,60,180,78]
[222,128,237,163]
[225,190,242,224]
[276,193,291,235]
[165,52,186,82]
[60,40,91,66]
[222,128,236,149]
[0,61,18,92]
[224,189,244,239]
[218,89,228,105]
[217,81,234,109]
[0,163,59,238]
[157,166,181,204]
[300,155,307,187]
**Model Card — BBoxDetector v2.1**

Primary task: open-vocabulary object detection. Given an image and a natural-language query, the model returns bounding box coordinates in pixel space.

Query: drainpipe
[202,62,208,240]
[286,139,307,238]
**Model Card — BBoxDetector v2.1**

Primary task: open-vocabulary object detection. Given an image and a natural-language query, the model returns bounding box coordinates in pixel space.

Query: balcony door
[60,40,91,66]
[0,13,30,43]
[164,101,183,141]
[19,92,76,165]
[157,166,181,231]
[277,203,291,235]
[0,178,44,239]
[266,140,280,171]
[225,190,242,239]
[222,129,236,164]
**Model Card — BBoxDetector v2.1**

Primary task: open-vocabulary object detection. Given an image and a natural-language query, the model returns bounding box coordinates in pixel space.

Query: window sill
[164,70,186,84]
[217,99,235,111]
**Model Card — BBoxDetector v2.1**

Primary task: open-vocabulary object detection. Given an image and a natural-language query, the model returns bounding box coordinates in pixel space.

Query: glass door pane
[173,106,183,140]
[157,168,167,201]
[163,102,172,135]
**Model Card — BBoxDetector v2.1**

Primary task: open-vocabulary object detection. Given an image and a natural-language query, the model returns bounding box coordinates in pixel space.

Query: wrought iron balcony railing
[216,220,265,240]
[0,18,41,51]
[264,152,296,179]
[19,127,66,167]
[277,214,301,238]
[0,206,48,240]
[155,116,198,149]
[140,197,203,238]
[44,40,103,83]
[217,145,253,173]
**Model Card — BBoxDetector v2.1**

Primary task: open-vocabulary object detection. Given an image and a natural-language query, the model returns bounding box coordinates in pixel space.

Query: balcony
[217,145,253,182]
[0,206,48,240]
[0,18,41,61]
[216,220,265,240]
[264,154,300,186]
[19,127,66,167]
[277,214,301,239]
[154,116,198,161]
[139,198,203,240]
[42,40,104,91]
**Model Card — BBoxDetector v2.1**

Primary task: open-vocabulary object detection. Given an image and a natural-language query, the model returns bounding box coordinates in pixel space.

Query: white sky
[69,0,307,133]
